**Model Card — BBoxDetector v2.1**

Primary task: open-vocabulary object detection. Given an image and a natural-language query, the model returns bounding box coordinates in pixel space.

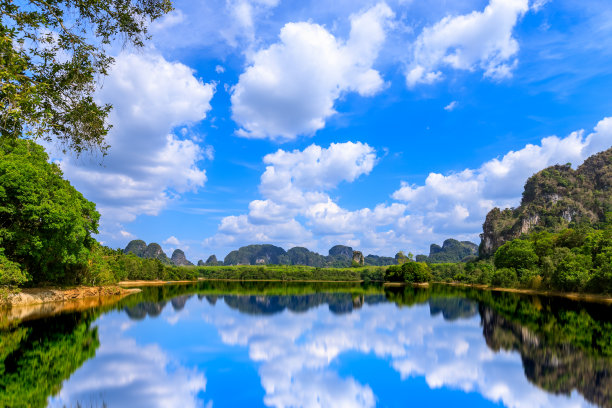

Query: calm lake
[1,282,611,408]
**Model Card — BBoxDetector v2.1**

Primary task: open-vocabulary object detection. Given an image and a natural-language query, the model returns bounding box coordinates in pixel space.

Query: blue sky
[55,0,612,262]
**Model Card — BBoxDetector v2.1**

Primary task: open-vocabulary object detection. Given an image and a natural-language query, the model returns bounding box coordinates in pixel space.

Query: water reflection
[1,282,610,407]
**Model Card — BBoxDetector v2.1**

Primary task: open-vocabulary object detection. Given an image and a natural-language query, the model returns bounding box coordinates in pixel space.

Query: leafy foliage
[0,139,99,284]
[1,0,172,154]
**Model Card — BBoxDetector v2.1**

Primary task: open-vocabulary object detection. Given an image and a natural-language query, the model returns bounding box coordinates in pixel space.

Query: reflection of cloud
[207,300,591,408]
[49,316,207,408]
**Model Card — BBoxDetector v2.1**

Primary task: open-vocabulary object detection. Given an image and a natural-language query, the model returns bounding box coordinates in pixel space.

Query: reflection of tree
[0,312,99,408]
[481,305,612,408]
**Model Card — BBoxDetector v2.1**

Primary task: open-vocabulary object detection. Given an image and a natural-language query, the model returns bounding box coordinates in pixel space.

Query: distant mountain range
[124,240,477,267]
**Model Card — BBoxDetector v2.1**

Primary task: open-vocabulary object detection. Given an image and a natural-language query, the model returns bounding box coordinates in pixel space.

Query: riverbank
[2,286,140,308]
[434,281,612,304]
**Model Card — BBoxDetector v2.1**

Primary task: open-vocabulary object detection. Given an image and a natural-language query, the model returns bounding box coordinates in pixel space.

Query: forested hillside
[480,147,612,256]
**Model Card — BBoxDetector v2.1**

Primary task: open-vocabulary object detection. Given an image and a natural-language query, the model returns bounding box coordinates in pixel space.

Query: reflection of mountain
[124,301,168,320]
[171,295,192,311]
[429,297,478,321]
[221,294,387,315]
[481,305,612,408]
[0,312,99,408]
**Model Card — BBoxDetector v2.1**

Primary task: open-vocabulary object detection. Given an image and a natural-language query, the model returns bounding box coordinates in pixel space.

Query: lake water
[1,282,611,408]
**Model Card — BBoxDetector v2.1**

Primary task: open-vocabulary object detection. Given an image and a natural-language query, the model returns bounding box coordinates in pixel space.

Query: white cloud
[444,101,458,111]
[164,236,181,246]
[204,142,393,254]
[406,0,529,87]
[231,3,394,140]
[57,52,215,236]
[215,65,225,74]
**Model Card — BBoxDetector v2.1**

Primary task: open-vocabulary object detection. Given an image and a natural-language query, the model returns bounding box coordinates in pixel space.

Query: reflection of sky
[49,296,593,408]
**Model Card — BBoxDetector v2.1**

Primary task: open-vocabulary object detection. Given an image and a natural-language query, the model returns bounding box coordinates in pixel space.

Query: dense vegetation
[426,224,612,293]
[1,0,172,154]
[196,264,386,282]
[0,139,99,286]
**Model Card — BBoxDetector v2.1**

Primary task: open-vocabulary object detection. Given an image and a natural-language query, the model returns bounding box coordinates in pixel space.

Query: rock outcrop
[124,239,147,257]
[480,147,612,257]
[171,249,193,266]
[416,239,478,263]
[205,255,220,266]
[122,240,174,265]
[352,250,365,265]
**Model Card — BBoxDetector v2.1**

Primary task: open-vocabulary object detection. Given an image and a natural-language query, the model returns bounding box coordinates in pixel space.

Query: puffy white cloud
[231,3,394,140]
[57,52,215,232]
[204,142,397,254]
[164,236,181,246]
[406,0,529,86]
[392,117,612,241]
[260,142,377,206]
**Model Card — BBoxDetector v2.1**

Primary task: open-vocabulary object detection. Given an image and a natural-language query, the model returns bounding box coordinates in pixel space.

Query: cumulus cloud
[56,52,215,235]
[392,117,612,241]
[164,236,181,246]
[406,0,529,87]
[203,142,399,254]
[231,3,394,140]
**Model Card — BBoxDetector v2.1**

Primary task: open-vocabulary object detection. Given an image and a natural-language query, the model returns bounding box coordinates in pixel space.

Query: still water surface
[1,282,611,408]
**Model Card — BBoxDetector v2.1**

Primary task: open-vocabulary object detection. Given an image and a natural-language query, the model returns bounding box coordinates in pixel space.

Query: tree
[0,138,100,283]
[401,261,432,283]
[1,0,172,154]
[494,239,538,271]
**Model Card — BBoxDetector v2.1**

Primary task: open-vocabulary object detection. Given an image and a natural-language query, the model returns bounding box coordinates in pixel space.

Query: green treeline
[196,264,386,282]
[426,224,612,294]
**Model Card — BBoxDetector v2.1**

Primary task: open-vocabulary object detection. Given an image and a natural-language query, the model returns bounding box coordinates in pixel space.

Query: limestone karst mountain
[479,147,612,256]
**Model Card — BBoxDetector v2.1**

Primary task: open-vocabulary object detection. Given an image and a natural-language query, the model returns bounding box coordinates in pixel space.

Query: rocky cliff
[416,239,478,263]
[124,240,191,266]
[171,249,193,266]
[479,147,612,257]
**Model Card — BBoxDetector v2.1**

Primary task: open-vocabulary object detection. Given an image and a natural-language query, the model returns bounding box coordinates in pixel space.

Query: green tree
[0,139,99,283]
[494,239,538,271]
[1,0,172,154]
[401,261,432,283]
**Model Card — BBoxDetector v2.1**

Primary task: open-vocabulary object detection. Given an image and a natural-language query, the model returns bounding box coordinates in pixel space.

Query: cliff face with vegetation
[480,147,612,256]
[415,239,478,263]
[124,240,188,266]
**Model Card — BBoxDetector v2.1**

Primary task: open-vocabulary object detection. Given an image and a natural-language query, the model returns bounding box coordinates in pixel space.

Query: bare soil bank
[3,285,140,307]
[0,286,141,325]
